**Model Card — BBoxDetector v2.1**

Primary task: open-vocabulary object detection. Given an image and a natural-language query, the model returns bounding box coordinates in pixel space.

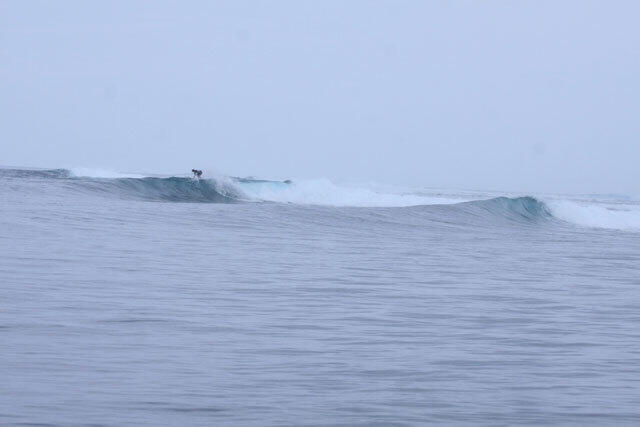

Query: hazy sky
[2,1,639,194]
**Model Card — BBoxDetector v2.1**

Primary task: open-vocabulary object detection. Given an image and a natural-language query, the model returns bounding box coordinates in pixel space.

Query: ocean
[2,167,639,426]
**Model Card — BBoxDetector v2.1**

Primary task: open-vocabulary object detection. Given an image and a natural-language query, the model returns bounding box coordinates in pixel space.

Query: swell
[396,196,554,230]
[4,167,637,232]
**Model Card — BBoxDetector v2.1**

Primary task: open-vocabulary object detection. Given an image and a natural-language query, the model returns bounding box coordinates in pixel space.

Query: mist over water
[2,167,640,425]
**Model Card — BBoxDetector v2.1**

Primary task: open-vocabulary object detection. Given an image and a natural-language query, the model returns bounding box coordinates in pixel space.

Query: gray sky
[1,0,639,194]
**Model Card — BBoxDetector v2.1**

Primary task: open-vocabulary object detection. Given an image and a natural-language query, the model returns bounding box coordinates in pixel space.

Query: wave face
[95,177,243,203]
[461,196,552,221]
[1,167,638,232]
[1,168,243,203]
[427,196,554,228]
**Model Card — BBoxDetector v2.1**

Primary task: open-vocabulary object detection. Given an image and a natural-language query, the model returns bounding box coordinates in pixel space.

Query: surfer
[192,169,203,179]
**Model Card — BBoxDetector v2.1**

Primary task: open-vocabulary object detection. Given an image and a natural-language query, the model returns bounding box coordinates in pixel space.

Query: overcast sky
[1,0,638,194]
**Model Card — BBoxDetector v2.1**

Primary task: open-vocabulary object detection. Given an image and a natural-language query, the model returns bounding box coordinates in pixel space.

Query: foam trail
[547,200,640,232]
[70,167,146,179]
[236,178,468,207]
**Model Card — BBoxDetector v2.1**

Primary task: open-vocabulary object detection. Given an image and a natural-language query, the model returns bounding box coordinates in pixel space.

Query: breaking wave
[235,178,465,207]
[547,200,640,232]
[2,167,638,232]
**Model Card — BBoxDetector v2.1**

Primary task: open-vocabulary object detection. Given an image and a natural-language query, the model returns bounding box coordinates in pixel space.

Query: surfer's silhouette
[191,169,203,179]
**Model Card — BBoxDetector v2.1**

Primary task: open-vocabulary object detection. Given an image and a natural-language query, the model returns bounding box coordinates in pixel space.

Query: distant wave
[2,167,638,232]
[437,197,640,231]
[456,196,552,222]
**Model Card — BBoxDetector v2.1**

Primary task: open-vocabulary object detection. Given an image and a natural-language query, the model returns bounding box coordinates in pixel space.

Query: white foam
[236,178,468,207]
[547,200,640,232]
[70,167,145,179]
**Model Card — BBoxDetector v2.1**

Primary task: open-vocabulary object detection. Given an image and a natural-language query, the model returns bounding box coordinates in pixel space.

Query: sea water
[1,167,639,425]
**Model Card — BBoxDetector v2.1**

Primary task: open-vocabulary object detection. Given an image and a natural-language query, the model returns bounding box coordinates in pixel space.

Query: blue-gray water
[2,168,640,426]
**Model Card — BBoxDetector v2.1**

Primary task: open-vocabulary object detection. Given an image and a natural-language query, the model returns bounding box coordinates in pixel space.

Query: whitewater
[2,167,640,425]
